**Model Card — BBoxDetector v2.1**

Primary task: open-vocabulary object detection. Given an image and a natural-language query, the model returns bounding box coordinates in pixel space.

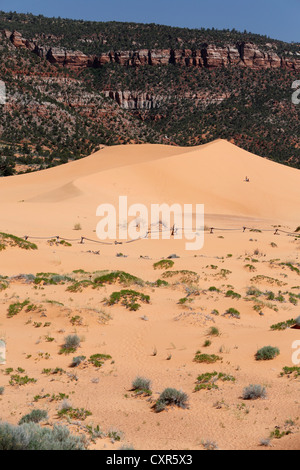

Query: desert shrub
[7,300,32,318]
[0,233,37,251]
[224,308,240,318]
[208,327,220,336]
[153,260,174,270]
[131,376,152,395]
[194,372,235,391]
[89,354,112,367]
[255,346,280,361]
[60,335,81,354]
[71,356,86,367]
[202,440,219,450]
[208,286,220,292]
[154,279,168,287]
[93,271,143,287]
[270,319,295,330]
[9,375,36,386]
[260,438,271,447]
[0,387,4,395]
[225,290,241,299]
[58,406,92,421]
[194,352,222,364]
[242,384,266,400]
[0,422,86,450]
[18,409,48,425]
[280,366,300,378]
[108,290,150,311]
[34,273,72,285]
[154,388,188,412]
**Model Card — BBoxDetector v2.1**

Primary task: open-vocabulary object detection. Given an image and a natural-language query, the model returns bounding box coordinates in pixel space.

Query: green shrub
[154,388,188,412]
[208,327,220,336]
[0,422,86,450]
[225,290,241,299]
[280,366,300,378]
[224,308,240,318]
[0,233,37,251]
[194,352,222,364]
[7,300,31,318]
[58,407,92,421]
[93,271,142,287]
[19,409,48,425]
[255,346,280,361]
[153,260,174,270]
[71,356,86,367]
[60,335,81,354]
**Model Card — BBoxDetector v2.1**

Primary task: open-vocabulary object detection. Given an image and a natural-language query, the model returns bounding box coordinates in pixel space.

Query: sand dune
[0,140,299,240]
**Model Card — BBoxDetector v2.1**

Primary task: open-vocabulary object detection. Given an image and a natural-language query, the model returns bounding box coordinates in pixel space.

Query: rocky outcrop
[4,30,300,71]
[46,48,92,68]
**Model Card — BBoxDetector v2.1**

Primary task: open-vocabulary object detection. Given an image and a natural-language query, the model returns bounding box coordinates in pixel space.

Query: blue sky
[0,0,299,43]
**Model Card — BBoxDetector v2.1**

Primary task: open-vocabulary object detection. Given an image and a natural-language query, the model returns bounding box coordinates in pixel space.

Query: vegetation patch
[93,271,143,287]
[194,351,222,364]
[19,409,48,425]
[194,372,235,391]
[57,407,92,421]
[89,354,112,368]
[242,384,266,400]
[153,260,174,270]
[59,335,81,355]
[280,366,300,378]
[7,300,36,318]
[154,388,188,412]
[270,319,296,331]
[255,346,280,361]
[34,273,73,285]
[0,422,87,450]
[131,376,152,396]
[162,270,199,284]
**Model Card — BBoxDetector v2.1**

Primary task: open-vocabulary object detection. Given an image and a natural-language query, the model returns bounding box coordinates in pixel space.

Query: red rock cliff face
[5,30,300,71]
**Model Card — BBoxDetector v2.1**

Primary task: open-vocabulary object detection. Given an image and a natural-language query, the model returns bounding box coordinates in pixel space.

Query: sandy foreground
[0,140,300,450]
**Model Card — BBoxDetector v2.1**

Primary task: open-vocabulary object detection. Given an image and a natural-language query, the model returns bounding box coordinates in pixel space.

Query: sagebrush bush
[19,409,48,425]
[242,384,266,400]
[255,346,280,361]
[61,335,81,354]
[0,422,87,450]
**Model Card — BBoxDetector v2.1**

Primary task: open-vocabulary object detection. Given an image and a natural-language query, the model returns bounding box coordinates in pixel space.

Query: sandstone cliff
[4,30,300,71]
